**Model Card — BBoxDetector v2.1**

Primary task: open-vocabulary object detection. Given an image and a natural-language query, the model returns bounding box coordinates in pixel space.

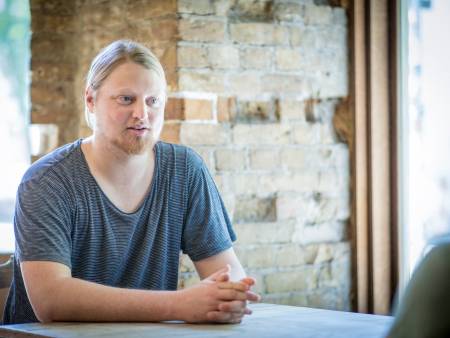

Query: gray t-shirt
[2,140,235,324]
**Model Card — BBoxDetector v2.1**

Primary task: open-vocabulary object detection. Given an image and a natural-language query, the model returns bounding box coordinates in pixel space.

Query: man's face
[88,61,166,155]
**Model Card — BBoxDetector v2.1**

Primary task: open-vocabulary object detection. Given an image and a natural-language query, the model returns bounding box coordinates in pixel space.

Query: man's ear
[85,86,95,112]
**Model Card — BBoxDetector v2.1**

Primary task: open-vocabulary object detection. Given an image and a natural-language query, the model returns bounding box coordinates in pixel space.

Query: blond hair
[84,39,166,128]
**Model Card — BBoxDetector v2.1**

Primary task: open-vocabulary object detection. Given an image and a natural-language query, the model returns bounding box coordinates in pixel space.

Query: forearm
[39,277,180,323]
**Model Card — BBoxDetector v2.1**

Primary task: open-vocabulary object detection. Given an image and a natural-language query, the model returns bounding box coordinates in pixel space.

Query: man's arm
[193,247,261,322]
[21,260,251,323]
[194,247,247,281]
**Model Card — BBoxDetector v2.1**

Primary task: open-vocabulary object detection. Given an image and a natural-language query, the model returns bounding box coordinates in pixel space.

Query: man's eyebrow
[114,87,136,93]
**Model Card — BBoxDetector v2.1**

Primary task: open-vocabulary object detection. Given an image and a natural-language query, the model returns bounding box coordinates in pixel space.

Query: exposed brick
[165,98,184,120]
[265,266,319,293]
[213,0,233,16]
[179,18,226,42]
[236,243,311,269]
[160,122,181,144]
[278,100,306,121]
[178,272,200,289]
[230,23,288,45]
[332,7,347,26]
[234,196,276,222]
[229,0,274,22]
[179,253,196,273]
[318,170,349,194]
[303,4,333,25]
[31,0,76,16]
[31,34,75,63]
[32,14,77,33]
[189,146,213,172]
[79,3,126,30]
[232,172,320,196]
[237,100,278,123]
[227,73,263,96]
[234,245,276,269]
[178,45,208,68]
[290,27,316,48]
[31,62,75,83]
[280,148,307,170]
[179,70,226,92]
[184,98,213,120]
[240,47,272,70]
[126,0,177,20]
[178,0,214,15]
[208,45,239,69]
[213,173,232,194]
[233,221,295,245]
[233,124,291,145]
[31,84,67,106]
[214,148,246,171]
[275,48,303,71]
[280,146,343,170]
[306,288,339,310]
[180,123,229,145]
[275,193,307,220]
[249,148,280,171]
[263,292,308,307]
[217,96,237,122]
[276,192,349,223]
[274,2,304,22]
[293,221,346,244]
[292,123,320,145]
[261,74,306,93]
[156,44,177,89]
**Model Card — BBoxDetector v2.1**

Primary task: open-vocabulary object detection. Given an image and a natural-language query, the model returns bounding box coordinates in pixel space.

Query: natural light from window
[405,0,450,277]
[0,0,30,253]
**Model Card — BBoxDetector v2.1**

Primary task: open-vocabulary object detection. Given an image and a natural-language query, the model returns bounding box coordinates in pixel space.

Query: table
[0,303,393,338]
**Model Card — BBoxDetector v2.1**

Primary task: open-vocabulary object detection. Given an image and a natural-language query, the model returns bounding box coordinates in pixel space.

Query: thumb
[205,264,231,282]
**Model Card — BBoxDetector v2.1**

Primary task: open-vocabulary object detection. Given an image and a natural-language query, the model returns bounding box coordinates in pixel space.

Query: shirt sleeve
[181,149,236,262]
[14,176,73,269]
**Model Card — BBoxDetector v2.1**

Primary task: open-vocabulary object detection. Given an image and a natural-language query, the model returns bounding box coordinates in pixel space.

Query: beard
[113,131,154,155]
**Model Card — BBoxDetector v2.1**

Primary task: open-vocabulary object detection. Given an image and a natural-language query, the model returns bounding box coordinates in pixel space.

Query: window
[399,0,450,282]
[0,0,31,253]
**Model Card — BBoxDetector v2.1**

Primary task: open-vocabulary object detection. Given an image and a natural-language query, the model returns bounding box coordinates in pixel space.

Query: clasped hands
[179,265,261,324]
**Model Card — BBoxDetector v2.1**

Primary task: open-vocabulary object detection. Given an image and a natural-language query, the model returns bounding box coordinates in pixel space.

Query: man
[2,40,260,325]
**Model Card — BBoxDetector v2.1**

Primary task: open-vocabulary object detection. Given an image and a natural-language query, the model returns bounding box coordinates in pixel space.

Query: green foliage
[0,0,31,118]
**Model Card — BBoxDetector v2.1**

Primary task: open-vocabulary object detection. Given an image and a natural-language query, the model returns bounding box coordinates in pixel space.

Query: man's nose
[132,99,147,120]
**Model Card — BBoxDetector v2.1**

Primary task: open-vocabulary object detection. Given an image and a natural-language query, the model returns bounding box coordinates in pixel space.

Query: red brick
[160,122,181,144]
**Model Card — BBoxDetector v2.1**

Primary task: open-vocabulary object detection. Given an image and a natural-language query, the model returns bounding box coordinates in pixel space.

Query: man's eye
[146,97,161,108]
[117,96,134,104]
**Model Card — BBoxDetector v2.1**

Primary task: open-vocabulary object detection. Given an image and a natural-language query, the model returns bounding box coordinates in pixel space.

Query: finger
[205,264,231,282]
[207,310,244,324]
[215,272,230,283]
[218,300,247,313]
[206,310,233,323]
[218,281,249,292]
[246,290,262,302]
[218,289,249,301]
[240,277,256,286]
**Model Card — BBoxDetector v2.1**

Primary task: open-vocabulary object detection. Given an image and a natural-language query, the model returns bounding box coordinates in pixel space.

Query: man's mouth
[127,126,149,131]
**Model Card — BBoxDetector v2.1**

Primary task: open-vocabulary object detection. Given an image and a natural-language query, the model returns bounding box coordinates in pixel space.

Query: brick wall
[30,0,351,310]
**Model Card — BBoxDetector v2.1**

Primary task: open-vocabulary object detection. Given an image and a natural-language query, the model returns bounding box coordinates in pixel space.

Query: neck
[82,135,155,184]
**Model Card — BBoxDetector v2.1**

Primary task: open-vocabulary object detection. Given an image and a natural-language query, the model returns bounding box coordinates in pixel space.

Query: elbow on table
[31,298,57,323]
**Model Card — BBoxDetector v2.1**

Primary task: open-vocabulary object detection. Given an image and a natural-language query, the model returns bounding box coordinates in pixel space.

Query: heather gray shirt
[2,140,235,324]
